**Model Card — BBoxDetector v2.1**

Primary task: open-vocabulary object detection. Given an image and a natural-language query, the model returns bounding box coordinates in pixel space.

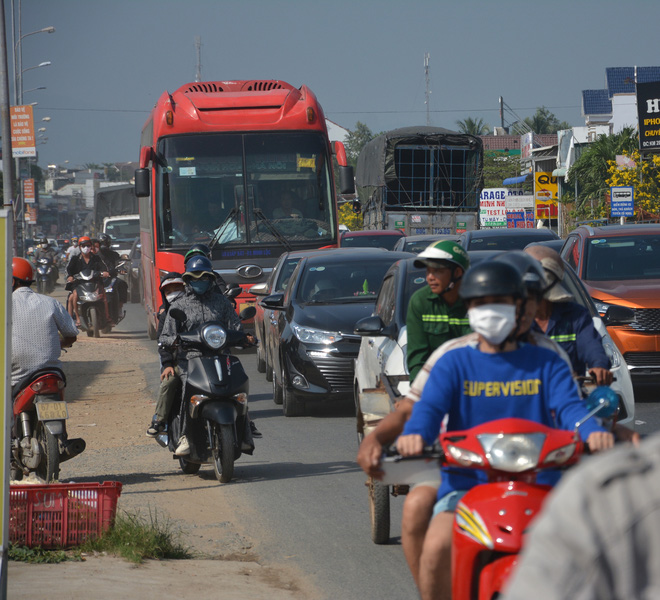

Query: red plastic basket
[9,481,123,549]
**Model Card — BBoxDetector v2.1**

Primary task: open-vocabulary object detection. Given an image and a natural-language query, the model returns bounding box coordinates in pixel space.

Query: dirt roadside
[8,287,317,600]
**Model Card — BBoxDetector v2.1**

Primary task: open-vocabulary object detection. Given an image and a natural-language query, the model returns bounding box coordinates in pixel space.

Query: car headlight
[477,433,546,472]
[592,299,614,316]
[202,324,227,349]
[292,324,343,345]
[602,338,621,368]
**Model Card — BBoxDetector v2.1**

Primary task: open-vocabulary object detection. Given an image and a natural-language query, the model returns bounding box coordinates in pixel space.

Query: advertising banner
[23,179,35,204]
[10,106,36,158]
[535,172,558,219]
[479,188,507,227]
[636,80,660,153]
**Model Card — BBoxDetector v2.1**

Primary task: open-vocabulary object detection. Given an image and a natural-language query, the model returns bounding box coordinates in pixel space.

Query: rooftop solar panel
[582,89,612,115]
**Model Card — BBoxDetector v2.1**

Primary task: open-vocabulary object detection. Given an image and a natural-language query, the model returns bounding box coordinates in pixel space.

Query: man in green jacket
[406,239,471,381]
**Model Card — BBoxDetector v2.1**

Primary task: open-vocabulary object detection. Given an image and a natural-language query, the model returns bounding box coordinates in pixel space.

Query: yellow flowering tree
[338,201,363,231]
[606,150,660,218]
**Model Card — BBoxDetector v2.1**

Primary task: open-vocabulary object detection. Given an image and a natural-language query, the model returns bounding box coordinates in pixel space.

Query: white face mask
[81,246,91,255]
[468,303,517,345]
[165,291,183,303]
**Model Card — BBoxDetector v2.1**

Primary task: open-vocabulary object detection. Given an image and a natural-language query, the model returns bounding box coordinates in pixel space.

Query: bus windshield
[155,131,336,249]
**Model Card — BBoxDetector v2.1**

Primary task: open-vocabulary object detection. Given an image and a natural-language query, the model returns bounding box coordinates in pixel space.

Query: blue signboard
[610,186,634,217]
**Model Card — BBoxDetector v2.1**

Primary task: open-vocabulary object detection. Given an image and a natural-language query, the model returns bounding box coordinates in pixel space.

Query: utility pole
[424,53,431,126]
[194,36,202,82]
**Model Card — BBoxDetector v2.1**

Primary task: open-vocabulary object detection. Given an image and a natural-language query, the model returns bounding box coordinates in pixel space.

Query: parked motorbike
[380,387,618,599]
[36,255,57,295]
[11,367,86,482]
[154,305,257,483]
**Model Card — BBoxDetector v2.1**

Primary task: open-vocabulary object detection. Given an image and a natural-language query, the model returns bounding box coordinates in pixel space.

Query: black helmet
[99,233,111,247]
[492,251,547,297]
[36,236,48,247]
[184,243,211,264]
[183,255,215,280]
[459,260,526,302]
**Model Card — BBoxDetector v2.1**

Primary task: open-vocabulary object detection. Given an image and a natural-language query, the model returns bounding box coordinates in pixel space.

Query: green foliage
[456,117,490,135]
[524,107,570,134]
[338,201,363,231]
[606,149,660,218]
[80,509,191,564]
[565,128,638,219]
[482,151,530,190]
[345,122,376,168]
[9,544,82,563]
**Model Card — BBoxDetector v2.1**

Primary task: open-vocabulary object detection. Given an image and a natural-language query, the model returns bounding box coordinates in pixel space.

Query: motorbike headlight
[477,433,546,472]
[292,324,343,345]
[202,324,227,349]
[446,444,485,468]
[543,443,577,466]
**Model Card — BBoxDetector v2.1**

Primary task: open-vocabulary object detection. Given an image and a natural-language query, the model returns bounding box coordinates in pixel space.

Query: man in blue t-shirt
[397,260,614,600]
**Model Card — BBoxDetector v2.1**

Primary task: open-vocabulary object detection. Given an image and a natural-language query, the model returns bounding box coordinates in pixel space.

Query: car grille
[629,308,660,334]
[623,352,660,368]
[312,357,355,393]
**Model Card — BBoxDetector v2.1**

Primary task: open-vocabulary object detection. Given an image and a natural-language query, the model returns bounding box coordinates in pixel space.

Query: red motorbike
[381,387,618,600]
[11,369,86,482]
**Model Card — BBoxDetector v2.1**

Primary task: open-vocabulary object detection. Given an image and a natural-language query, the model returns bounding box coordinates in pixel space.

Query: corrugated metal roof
[582,89,612,115]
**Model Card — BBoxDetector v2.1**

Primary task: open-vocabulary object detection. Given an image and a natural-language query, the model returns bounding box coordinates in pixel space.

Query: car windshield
[106,219,140,241]
[298,261,394,303]
[402,268,428,311]
[584,234,660,281]
[466,232,556,250]
[342,235,401,250]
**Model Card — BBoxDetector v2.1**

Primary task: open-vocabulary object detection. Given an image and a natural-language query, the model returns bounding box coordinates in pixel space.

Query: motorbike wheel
[369,477,391,545]
[178,457,201,475]
[212,424,235,483]
[37,279,45,295]
[35,423,60,483]
[90,306,100,338]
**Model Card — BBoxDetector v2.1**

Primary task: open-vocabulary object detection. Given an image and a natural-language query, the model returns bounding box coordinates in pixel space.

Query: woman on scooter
[396,260,615,600]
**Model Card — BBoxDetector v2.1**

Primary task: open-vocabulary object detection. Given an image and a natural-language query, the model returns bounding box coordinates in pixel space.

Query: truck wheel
[369,477,390,544]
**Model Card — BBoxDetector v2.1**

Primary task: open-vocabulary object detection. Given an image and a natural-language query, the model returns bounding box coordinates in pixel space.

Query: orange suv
[560,224,660,387]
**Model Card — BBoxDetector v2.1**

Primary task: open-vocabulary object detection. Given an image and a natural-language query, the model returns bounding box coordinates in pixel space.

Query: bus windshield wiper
[209,208,238,252]
[252,208,292,251]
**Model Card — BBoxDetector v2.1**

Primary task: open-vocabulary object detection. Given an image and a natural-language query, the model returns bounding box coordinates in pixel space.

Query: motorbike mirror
[226,285,242,299]
[169,308,187,322]
[575,386,620,430]
[239,306,256,321]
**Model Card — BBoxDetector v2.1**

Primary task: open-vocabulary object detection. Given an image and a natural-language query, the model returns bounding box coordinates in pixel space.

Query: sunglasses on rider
[80,243,92,248]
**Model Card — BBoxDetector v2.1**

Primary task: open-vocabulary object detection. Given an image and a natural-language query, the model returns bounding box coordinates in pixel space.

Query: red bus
[135,80,354,339]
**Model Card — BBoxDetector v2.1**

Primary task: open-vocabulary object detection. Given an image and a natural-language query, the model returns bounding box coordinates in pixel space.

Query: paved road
[124,302,418,599]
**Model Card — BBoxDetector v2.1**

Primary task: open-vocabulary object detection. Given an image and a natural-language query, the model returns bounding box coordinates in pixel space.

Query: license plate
[36,401,68,421]
[239,302,255,313]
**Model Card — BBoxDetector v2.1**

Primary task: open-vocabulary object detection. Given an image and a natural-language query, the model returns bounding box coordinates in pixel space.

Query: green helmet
[413,240,470,272]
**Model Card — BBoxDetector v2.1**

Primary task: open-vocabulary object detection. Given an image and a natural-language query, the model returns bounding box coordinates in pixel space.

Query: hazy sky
[9,0,660,168]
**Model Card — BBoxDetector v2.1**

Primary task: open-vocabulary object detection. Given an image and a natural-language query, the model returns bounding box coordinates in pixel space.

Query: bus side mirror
[135,168,150,197]
[339,165,355,195]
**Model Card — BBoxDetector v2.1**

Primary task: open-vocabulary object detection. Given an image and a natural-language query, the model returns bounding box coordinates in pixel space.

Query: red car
[339,229,405,250]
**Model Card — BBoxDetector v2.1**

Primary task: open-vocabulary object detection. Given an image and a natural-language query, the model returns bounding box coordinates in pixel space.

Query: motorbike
[380,387,618,600]
[68,268,111,338]
[101,261,128,332]
[11,367,86,482]
[36,255,57,295]
[154,305,257,484]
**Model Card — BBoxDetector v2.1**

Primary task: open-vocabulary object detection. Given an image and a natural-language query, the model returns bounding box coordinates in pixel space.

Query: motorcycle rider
[159,256,258,456]
[98,233,128,323]
[66,235,110,326]
[146,272,185,437]
[396,260,614,600]
[65,236,80,262]
[34,236,59,284]
[11,257,78,392]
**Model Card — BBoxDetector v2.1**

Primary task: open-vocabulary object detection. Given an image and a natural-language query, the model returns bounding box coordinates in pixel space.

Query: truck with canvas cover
[356,126,483,235]
[93,184,138,236]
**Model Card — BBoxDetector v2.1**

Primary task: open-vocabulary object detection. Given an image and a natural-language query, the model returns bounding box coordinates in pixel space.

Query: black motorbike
[156,306,256,483]
[36,256,57,295]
